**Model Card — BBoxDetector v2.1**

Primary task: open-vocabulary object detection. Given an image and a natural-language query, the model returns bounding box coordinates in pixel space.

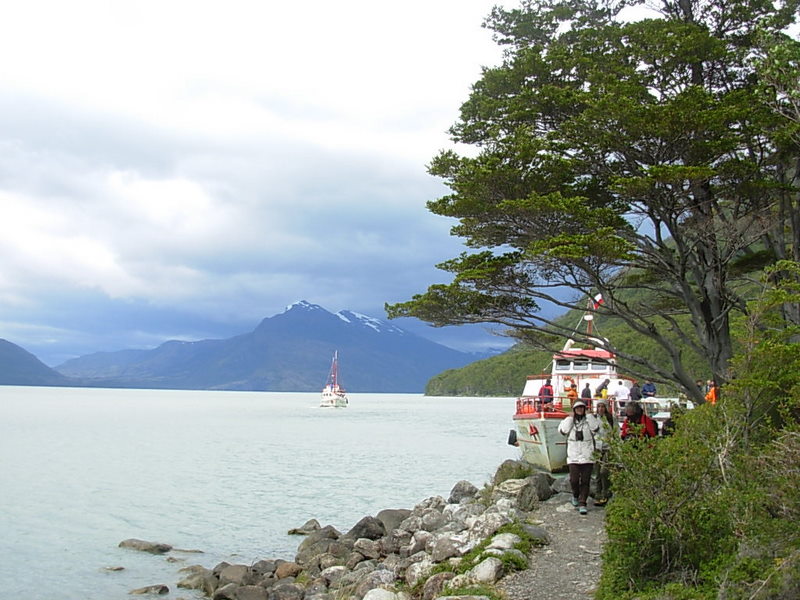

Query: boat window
[572,360,588,371]
[591,361,609,370]
[555,359,571,370]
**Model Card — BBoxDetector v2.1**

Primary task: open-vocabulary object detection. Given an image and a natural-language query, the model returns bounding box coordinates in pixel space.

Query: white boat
[320,351,348,408]
[509,312,688,472]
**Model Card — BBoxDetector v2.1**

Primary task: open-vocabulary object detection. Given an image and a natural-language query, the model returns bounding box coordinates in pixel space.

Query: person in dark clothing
[581,382,592,400]
[629,381,642,401]
[641,381,657,398]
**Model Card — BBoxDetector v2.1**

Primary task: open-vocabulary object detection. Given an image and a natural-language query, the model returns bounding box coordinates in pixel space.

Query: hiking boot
[579,506,588,515]
[571,497,579,507]
[594,499,608,507]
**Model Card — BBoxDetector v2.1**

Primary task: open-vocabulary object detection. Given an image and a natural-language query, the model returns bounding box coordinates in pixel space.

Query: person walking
[558,400,599,515]
[593,399,616,506]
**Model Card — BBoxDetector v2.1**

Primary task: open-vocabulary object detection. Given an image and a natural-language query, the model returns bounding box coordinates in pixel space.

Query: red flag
[592,293,604,309]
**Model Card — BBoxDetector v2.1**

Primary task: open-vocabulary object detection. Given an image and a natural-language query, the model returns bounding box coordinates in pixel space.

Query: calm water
[0,386,516,600]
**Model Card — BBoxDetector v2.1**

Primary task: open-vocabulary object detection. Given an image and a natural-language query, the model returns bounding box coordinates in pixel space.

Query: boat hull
[320,386,348,408]
[513,407,569,472]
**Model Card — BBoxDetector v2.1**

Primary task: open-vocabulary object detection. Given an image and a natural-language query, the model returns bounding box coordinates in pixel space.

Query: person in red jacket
[620,402,657,439]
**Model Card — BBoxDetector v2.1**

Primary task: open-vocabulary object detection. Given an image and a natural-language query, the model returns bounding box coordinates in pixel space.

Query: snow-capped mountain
[52,301,477,392]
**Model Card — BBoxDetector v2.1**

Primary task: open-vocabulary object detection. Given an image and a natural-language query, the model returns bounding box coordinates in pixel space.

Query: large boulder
[421,572,456,600]
[376,509,411,533]
[289,518,322,535]
[237,585,269,600]
[492,459,537,485]
[343,516,386,542]
[527,472,556,501]
[130,584,169,595]
[219,564,253,586]
[448,480,478,504]
[469,557,504,583]
[271,581,305,600]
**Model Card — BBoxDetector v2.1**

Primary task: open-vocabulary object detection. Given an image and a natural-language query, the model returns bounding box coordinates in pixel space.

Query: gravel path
[497,492,606,600]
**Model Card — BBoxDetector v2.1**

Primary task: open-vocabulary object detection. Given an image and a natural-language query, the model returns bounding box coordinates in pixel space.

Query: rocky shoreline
[116,460,604,600]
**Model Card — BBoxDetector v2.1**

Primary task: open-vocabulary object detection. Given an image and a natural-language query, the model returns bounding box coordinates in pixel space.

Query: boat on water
[509,313,689,472]
[320,351,348,408]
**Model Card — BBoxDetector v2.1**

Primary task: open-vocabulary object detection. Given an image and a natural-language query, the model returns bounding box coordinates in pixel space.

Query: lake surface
[0,387,517,599]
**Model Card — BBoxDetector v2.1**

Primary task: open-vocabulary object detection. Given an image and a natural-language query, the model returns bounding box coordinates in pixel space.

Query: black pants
[569,463,594,506]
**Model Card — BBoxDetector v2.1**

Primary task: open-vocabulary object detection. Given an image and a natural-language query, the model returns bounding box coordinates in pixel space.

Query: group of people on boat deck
[558,399,658,514]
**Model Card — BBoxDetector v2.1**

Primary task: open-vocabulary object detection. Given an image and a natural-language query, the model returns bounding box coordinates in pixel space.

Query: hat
[572,400,587,409]
[595,399,608,407]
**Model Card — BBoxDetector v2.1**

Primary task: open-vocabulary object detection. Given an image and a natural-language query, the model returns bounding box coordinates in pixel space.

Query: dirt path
[498,492,606,600]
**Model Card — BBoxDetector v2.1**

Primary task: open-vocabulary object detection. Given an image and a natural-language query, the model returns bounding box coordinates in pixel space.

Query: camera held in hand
[575,430,584,441]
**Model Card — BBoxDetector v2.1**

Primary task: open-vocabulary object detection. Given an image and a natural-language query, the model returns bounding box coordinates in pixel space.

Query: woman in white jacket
[558,400,599,515]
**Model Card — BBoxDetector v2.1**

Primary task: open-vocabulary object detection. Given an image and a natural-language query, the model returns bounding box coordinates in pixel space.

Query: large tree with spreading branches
[387,0,800,402]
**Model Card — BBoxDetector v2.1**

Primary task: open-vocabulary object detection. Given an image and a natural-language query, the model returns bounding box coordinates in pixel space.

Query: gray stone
[487,532,521,550]
[493,459,537,485]
[431,537,460,563]
[528,472,557,500]
[219,564,252,586]
[129,584,169,595]
[405,557,434,587]
[354,568,398,599]
[448,480,478,504]
[468,512,512,542]
[469,557,504,583]
[237,585,269,600]
[521,523,551,545]
[321,565,348,587]
[343,516,386,541]
[420,509,448,532]
[212,583,238,600]
[252,559,279,577]
[421,572,456,600]
[376,509,411,533]
[354,537,381,559]
[271,582,305,600]
[118,539,173,554]
[363,589,400,600]
[177,566,218,595]
[289,518,322,535]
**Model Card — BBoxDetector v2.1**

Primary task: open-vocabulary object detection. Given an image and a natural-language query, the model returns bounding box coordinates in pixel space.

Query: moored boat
[320,351,348,408]
[510,313,691,471]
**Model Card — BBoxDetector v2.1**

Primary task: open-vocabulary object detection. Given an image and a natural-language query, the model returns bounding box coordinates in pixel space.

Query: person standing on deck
[538,379,554,410]
[612,380,630,404]
[558,400,599,515]
[581,382,593,400]
[629,381,642,402]
[566,383,580,409]
[642,381,657,398]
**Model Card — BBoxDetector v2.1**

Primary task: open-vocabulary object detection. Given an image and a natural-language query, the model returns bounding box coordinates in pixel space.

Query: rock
[405,557,434,587]
[213,582,238,600]
[354,568,398,599]
[468,512,512,543]
[469,557,504,583]
[527,472,556,500]
[343,516,386,541]
[354,538,381,559]
[219,564,253,586]
[521,523,550,545]
[252,559,279,577]
[296,539,350,569]
[289,518,322,535]
[448,480,479,504]
[487,532,521,550]
[552,477,572,494]
[436,596,492,600]
[493,459,536,485]
[376,509,411,533]
[177,565,218,595]
[431,536,461,563]
[118,539,173,554]
[129,583,169,595]
[103,566,125,572]
[363,589,401,600]
[321,565,348,587]
[271,581,305,600]
[237,585,269,600]
[421,572,456,600]
[275,561,302,579]
[420,509,448,532]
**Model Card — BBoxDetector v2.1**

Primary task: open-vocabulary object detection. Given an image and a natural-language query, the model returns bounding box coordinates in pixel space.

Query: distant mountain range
[0,301,482,392]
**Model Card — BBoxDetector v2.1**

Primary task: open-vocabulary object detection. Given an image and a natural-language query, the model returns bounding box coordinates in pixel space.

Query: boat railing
[515,395,584,415]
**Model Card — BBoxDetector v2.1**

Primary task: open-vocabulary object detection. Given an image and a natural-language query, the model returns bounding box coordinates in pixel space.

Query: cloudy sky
[0,0,523,366]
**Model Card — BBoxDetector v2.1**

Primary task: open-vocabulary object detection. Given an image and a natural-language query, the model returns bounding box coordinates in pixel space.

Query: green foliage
[442,584,503,600]
[597,263,800,599]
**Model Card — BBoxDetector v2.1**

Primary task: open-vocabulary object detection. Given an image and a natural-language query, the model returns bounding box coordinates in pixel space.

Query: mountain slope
[55,301,477,392]
[0,339,71,386]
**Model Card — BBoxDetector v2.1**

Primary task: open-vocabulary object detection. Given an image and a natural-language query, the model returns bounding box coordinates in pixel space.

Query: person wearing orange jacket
[705,383,719,405]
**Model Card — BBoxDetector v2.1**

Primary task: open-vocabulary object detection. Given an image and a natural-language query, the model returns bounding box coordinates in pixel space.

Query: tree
[387,0,799,402]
